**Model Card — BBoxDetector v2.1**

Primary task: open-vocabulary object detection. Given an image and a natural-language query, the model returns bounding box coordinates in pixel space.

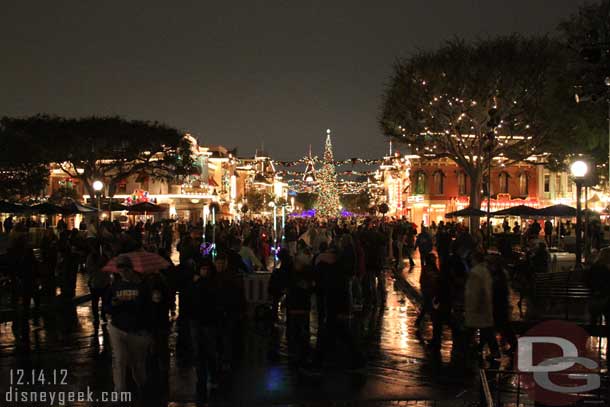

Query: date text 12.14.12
[9,369,68,386]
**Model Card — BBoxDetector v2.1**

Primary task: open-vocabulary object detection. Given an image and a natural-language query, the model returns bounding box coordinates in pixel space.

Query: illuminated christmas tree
[316,130,341,217]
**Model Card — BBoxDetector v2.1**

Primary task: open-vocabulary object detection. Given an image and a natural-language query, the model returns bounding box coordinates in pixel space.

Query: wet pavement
[401,253,524,323]
[0,268,482,406]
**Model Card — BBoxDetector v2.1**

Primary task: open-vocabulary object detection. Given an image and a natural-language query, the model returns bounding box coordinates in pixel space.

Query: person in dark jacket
[146,265,173,401]
[3,216,14,235]
[215,251,246,371]
[40,229,58,297]
[488,256,517,355]
[86,248,110,329]
[268,253,288,323]
[58,230,79,299]
[187,257,221,401]
[362,227,385,307]
[415,228,434,268]
[7,233,36,345]
[316,242,364,369]
[283,249,314,366]
[435,223,451,269]
[415,252,440,335]
[544,220,553,247]
[106,255,154,397]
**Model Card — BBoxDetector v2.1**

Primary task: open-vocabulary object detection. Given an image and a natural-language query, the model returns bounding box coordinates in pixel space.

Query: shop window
[544,174,550,193]
[458,172,467,195]
[498,172,509,194]
[432,171,444,194]
[519,173,528,196]
[414,171,426,195]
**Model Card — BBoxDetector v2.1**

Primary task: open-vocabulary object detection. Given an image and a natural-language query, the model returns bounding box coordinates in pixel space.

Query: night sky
[0,1,585,160]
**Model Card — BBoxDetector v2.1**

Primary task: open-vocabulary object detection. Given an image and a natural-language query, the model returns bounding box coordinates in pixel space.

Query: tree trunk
[82,177,96,205]
[108,181,117,199]
[468,169,483,234]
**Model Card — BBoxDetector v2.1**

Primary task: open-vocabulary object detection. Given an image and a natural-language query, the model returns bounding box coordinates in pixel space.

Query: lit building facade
[45,135,288,222]
[378,152,587,226]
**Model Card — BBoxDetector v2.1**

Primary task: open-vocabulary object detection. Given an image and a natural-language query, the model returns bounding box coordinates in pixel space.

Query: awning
[445,207,487,218]
[492,205,540,217]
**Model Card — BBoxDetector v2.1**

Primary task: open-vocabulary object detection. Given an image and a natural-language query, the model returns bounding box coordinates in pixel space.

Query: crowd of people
[1,212,602,403]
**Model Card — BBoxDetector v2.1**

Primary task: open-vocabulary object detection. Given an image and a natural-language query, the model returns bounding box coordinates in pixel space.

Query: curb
[392,269,422,307]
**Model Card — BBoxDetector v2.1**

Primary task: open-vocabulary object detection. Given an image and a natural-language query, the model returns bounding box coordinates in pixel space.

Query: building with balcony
[45,135,288,223]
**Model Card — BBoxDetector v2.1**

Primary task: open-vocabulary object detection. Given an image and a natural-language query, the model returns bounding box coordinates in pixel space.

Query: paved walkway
[0,271,482,406]
[400,251,523,322]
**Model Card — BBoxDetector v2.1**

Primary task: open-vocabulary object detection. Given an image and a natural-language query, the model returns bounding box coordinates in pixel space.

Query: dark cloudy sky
[0,1,585,160]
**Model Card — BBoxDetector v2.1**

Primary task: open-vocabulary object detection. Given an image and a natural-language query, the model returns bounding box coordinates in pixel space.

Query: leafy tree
[48,186,79,205]
[560,0,610,100]
[245,189,273,213]
[0,125,48,200]
[340,191,370,213]
[381,36,576,230]
[296,192,317,210]
[1,115,193,203]
[555,0,610,175]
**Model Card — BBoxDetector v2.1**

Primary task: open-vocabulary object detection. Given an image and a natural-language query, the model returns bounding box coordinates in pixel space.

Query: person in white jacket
[464,251,500,360]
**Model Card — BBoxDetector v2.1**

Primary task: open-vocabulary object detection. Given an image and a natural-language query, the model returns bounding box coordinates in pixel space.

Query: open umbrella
[127,202,165,213]
[445,207,487,218]
[0,201,28,213]
[102,250,170,274]
[492,205,540,217]
[103,201,128,211]
[29,202,64,215]
[536,204,576,218]
[61,200,98,215]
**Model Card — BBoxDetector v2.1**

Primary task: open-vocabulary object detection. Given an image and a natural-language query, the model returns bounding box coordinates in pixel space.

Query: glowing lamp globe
[570,161,588,179]
[93,180,104,192]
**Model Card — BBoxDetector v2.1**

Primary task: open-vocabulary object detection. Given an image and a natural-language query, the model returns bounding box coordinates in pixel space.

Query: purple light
[200,242,215,256]
[289,209,317,218]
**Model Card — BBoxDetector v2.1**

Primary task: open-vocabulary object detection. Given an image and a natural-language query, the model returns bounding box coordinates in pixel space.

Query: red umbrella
[102,251,170,274]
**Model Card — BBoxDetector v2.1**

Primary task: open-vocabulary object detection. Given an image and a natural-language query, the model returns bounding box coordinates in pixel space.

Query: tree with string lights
[315,130,341,217]
[381,35,578,231]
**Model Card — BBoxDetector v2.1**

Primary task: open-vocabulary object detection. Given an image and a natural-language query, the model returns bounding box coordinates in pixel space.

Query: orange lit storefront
[399,158,540,226]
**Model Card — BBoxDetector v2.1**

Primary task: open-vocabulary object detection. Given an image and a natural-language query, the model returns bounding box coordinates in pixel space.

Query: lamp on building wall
[570,160,588,270]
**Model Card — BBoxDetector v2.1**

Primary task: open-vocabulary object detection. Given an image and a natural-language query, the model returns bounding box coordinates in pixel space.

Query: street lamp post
[269,201,277,267]
[92,180,104,220]
[212,204,216,259]
[485,108,499,251]
[571,160,588,270]
[202,204,208,243]
[281,204,286,243]
[607,77,610,187]
[93,180,104,255]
